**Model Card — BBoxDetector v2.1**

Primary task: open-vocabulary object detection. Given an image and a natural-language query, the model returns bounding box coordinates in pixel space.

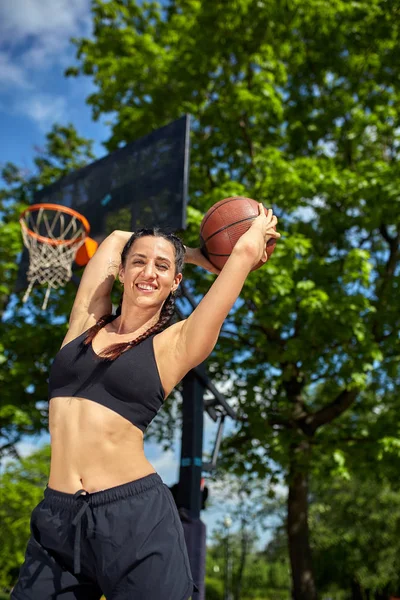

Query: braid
[85,293,177,361]
[83,314,115,348]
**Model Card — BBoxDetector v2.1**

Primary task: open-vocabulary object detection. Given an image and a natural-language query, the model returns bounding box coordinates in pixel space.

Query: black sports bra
[48,330,165,432]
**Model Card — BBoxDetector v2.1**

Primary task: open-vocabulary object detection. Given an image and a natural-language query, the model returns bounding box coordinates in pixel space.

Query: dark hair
[84,228,185,360]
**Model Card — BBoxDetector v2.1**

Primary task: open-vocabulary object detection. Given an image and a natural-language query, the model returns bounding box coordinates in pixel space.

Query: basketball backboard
[16,115,190,293]
[33,115,190,240]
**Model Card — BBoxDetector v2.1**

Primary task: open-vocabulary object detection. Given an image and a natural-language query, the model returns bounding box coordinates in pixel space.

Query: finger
[265,208,274,224]
[264,215,277,231]
[271,215,278,227]
[258,203,273,218]
[266,230,281,239]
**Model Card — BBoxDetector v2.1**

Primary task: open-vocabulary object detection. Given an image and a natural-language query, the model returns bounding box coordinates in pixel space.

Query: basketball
[200,196,277,270]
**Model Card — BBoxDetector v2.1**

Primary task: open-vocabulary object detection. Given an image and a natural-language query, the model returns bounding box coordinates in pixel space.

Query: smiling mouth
[136,283,158,292]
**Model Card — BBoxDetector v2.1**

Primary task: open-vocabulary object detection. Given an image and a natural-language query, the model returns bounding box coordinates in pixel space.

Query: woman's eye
[133,260,145,265]
[157,264,168,270]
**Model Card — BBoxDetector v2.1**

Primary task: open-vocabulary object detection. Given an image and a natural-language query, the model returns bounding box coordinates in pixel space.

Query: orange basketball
[200,197,277,270]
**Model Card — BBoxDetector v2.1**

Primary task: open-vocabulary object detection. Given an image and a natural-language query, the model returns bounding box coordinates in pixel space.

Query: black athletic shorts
[11,473,196,599]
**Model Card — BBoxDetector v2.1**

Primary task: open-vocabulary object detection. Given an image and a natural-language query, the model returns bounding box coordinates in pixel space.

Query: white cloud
[0,0,92,129]
[15,94,68,131]
[17,439,47,457]
[0,51,32,89]
[0,0,91,77]
[0,0,91,52]
[150,449,176,472]
[147,448,179,485]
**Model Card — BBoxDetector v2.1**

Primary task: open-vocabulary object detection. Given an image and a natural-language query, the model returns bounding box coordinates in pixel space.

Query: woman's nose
[143,261,156,277]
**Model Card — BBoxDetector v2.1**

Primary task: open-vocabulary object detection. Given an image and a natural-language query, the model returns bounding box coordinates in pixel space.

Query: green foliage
[206,535,291,600]
[205,576,224,600]
[310,473,400,598]
[0,445,50,591]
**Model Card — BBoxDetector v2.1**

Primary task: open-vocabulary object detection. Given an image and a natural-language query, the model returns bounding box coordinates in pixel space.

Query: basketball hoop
[19,203,91,309]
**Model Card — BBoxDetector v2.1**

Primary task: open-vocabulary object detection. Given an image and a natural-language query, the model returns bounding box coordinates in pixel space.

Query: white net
[20,205,88,309]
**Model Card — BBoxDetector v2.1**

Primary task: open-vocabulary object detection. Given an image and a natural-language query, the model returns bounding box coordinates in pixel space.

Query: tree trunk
[287,445,318,600]
[351,580,370,600]
[0,293,11,320]
[234,518,249,600]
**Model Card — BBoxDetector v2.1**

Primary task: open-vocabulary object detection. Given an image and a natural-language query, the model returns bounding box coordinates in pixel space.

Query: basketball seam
[200,197,248,233]
[202,215,256,244]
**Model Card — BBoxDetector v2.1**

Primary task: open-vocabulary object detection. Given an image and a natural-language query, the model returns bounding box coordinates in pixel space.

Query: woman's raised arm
[173,205,280,374]
[66,230,132,336]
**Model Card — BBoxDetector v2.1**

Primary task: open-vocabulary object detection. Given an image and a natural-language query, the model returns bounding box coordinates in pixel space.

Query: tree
[206,529,291,600]
[0,445,51,591]
[310,473,400,600]
[67,2,400,598]
[208,474,287,600]
[0,125,95,458]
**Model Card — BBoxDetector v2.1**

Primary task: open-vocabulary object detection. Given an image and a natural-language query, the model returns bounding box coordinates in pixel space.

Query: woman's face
[119,236,182,310]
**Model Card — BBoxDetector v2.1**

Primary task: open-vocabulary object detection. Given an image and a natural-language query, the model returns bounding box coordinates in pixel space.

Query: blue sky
[0,0,108,170]
[0,0,282,548]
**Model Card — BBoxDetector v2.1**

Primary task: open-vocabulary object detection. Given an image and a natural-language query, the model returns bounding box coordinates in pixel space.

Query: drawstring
[71,489,94,575]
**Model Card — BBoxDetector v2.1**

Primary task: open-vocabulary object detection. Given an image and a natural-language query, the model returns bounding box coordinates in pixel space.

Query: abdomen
[48,397,156,493]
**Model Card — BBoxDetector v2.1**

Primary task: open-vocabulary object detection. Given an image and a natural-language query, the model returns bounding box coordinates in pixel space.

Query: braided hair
[83,228,185,360]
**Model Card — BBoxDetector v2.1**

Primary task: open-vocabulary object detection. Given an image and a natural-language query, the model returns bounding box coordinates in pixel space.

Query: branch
[245,299,284,344]
[0,293,12,320]
[0,439,21,460]
[309,435,383,446]
[373,224,399,340]
[205,163,216,189]
[239,115,255,162]
[298,388,359,435]
[268,414,296,429]
[379,223,398,250]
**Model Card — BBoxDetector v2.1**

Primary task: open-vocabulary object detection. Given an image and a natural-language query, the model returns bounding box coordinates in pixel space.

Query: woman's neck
[112,307,161,336]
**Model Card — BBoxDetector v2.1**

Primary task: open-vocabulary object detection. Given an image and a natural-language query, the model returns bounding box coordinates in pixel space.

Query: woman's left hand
[184,246,221,275]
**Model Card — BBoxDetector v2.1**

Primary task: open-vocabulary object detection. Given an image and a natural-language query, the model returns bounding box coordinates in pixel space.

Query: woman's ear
[118,264,124,284]
[172,273,183,293]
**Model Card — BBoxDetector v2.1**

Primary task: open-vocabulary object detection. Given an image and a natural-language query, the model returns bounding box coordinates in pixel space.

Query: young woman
[12,204,280,600]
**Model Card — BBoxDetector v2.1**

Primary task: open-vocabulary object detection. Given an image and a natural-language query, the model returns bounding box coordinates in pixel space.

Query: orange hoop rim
[19,203,91,247]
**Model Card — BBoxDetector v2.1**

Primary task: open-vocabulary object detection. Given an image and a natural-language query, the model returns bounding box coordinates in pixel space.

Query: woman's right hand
[234,203,281,267]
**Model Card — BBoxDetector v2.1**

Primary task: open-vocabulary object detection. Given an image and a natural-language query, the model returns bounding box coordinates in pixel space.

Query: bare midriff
[48,396,156,494]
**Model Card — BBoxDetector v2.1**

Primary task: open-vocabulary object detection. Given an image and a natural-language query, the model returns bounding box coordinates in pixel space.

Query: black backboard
[33,115,190,239]
[16,116,190,293]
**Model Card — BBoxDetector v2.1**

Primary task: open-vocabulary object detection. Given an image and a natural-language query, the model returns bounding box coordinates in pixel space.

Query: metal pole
[178,366,207,600]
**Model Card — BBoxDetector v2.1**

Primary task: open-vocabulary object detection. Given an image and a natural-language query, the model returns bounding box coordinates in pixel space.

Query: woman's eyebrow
[156,256,171,264]
[131,252,171,264]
